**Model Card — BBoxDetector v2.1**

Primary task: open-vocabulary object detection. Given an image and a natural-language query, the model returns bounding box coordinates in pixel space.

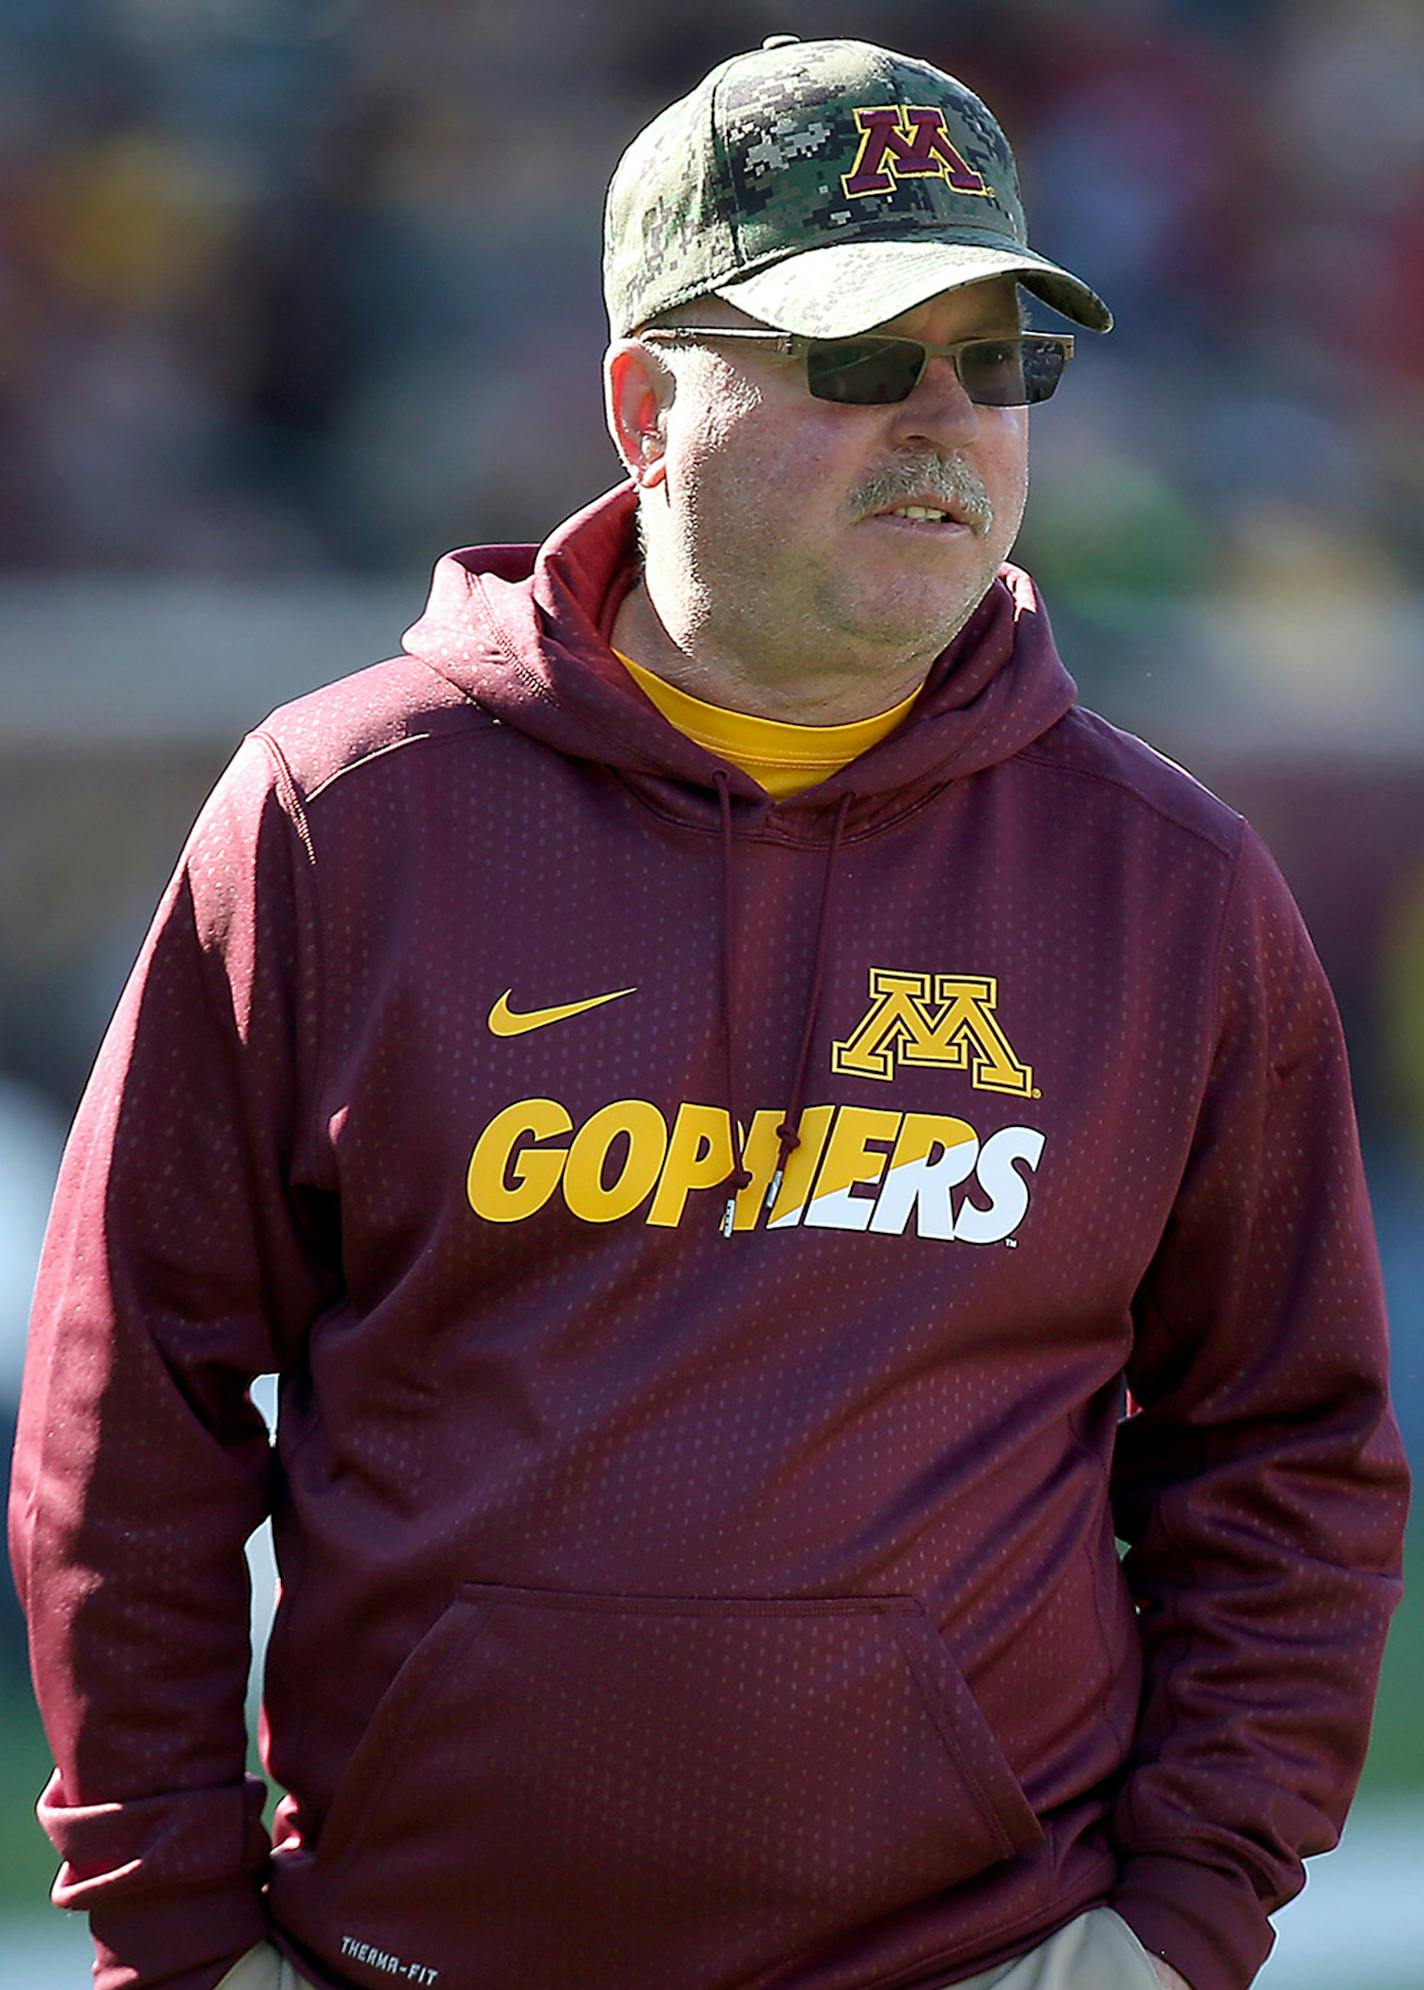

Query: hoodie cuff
[89,1881,269,1990]
[1110,1852,1274,1990]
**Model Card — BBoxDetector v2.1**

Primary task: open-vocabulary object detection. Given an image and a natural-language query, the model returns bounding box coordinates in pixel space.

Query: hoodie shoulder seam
[252,729,319,867]
[250,728,330,1172]
[285,716,501,809]
[307,732,436,803]
[1015,745,1243,865]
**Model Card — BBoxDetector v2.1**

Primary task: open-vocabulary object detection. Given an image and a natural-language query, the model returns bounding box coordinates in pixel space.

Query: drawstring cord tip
[764,1166,784,1211]
[719,1164,753,1238]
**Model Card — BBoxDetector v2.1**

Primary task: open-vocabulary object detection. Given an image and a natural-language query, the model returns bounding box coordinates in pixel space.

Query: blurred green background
[2,0,1420,1982]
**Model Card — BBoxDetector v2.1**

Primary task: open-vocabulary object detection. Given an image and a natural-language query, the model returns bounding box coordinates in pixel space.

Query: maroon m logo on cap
[842,105,993,200]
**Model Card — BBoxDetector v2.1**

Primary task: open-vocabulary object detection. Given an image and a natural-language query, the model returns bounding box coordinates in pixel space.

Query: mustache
[853,452,995,536]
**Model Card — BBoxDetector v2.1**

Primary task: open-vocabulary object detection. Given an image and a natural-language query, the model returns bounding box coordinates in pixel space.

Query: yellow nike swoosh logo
[487,986,637,1037]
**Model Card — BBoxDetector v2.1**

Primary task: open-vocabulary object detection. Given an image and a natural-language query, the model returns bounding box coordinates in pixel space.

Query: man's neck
[609,577,932,727]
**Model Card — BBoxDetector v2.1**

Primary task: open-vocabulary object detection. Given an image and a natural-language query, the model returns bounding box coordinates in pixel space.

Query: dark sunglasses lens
[959,337,1066,407]
[807,336,1069,406]
[806,338,923,404]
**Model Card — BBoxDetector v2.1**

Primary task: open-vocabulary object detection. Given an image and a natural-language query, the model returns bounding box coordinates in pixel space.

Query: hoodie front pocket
[309,1582,1043,1990]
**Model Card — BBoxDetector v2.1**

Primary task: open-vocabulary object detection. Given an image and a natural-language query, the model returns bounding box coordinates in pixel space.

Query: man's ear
[605,340,674,488]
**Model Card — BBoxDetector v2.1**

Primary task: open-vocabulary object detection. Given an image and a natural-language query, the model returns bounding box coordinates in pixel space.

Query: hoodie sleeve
[7,732,336,1990]
[1107,822,1410,1990]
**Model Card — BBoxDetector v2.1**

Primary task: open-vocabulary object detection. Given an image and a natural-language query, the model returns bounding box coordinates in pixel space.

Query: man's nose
[886,354,982,449]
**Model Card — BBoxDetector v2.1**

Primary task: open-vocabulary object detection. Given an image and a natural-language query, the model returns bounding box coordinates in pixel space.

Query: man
[9,33,1409,1990]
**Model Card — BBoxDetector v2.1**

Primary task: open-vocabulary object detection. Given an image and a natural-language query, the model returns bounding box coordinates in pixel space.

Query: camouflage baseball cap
[604,35,1111,340]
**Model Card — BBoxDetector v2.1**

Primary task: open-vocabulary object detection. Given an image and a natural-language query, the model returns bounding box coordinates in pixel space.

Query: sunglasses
[639,328,1074,407]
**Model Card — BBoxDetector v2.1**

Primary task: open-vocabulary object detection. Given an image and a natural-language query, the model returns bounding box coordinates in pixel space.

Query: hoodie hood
[402,480,1077,823]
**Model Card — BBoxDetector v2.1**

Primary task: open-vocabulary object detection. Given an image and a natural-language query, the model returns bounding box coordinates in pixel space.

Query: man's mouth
[852,449,995,536]
[881,503,960,524]
[870,499,972,533]
[855,464,992,535]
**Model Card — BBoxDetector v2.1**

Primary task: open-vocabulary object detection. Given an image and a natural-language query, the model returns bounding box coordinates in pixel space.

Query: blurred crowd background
[2,0,1424,598]
[1,0,1421,1977]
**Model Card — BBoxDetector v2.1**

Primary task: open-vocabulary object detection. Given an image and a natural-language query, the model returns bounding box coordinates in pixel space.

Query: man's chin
[822,577,997,657]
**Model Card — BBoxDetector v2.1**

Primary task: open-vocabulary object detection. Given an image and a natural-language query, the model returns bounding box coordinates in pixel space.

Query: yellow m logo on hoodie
[832,970,1034,1095]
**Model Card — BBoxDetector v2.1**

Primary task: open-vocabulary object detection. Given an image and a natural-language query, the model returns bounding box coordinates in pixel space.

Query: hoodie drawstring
[767,790,852,1213]
[715,773,854,1237]
[715,772,755,1236]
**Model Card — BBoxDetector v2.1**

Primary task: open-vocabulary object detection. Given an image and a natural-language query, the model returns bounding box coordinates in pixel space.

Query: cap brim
[710,235,1112,336]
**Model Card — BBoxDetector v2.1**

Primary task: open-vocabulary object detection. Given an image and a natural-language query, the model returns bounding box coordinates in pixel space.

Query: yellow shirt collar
[615,650,919,801]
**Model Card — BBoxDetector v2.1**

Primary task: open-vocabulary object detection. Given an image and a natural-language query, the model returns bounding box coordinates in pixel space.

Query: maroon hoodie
[9,484,1409,1990]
